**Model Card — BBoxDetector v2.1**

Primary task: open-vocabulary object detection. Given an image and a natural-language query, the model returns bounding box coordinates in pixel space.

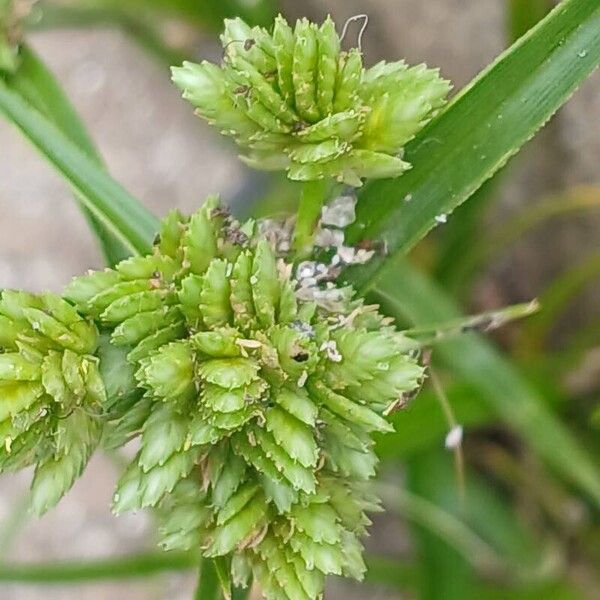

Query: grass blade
[344,0,600,291]
[373,258,600,505]
[435,0,554,290]
[398,454,481,600]
[0,78,159,256]
[195,558,223,600]
[3,45,131,265]
[403,300,539,346]
[0,551,198,582]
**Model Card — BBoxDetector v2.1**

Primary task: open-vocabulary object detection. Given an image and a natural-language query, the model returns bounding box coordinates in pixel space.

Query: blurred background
[0,0,598,598]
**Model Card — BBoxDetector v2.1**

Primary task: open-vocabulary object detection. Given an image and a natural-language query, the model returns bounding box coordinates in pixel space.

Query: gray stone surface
[0,2,598,598]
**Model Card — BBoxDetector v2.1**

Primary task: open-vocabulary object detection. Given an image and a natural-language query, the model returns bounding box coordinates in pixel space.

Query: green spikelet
[0,291,104,513]
[64,199,425,599]
[172,14,451,186]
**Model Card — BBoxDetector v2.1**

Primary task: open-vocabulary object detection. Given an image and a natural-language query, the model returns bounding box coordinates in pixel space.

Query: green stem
[292,179,330,258]
[195,558,222,600]
[0,551,199,583]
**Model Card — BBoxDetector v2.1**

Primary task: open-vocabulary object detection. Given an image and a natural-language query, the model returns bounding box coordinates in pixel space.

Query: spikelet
[0,290,104,514]
[172,15,451,187]
[65,197,425,599]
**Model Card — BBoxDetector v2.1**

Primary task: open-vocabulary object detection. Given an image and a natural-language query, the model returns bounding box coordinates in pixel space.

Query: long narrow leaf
[393,458,482,600]
[435,0,553,289]
[4,45,131,264]
[345,0,600,291]
[195,558,223,600]
[0,79,159,255]
[373,258,600,505]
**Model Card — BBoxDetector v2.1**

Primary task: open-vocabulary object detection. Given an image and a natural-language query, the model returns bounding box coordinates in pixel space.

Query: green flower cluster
[172,15,450,186]
[0,291,104,514]
[52,197,423,599]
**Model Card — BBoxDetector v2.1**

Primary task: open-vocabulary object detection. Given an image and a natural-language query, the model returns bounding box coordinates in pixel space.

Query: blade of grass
[344,0,600,292]
[384,464,564,585]
[3,45,131,264]
[402,453,480,600]
[0,78,159,255]
[403,300,539,346]
[433,175,505,290]
[435,0,553,290]
[373,258,600,505]
[195,558,222,600]
[0,551,198,582]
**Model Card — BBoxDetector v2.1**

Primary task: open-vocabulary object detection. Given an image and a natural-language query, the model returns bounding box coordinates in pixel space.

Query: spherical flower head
[172,15,451,187]
[64,196,425,599]
[0,290,105,514]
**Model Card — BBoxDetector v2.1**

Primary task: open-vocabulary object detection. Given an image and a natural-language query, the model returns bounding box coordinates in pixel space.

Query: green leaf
[374,258,600,505]
[405,452,483,600]
[434,0,554,290]
[403,300,540,346]
[0,77,159,256]
[345,0,600,290]
[195,558,225,600]
[3,45,131,265]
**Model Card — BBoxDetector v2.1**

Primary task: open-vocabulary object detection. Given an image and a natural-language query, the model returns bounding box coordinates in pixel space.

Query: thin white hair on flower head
[339,13,369,52]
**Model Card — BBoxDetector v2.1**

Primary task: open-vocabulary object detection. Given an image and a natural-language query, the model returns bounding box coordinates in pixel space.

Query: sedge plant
[0,2,599,599]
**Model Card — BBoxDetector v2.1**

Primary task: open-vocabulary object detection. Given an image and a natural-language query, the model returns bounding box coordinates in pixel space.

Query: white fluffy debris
[315,227,345,248]
[321,194,357,228]
[320,340,343,362]
[445,425,463,450]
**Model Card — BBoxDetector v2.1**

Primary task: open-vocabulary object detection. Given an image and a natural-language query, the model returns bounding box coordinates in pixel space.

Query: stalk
[292,179,330,258]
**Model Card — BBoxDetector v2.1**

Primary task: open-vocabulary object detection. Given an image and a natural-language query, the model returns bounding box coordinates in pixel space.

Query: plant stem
[194,558,222,600]
[292,179,330,259]
[0,551,199,583]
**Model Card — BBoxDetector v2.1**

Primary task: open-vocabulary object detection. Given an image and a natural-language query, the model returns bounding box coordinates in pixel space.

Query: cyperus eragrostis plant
[0,12,454,600]
[63,196,425,598]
